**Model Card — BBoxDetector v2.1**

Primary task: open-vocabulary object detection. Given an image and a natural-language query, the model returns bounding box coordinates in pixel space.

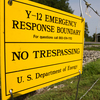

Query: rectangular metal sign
[0,0,85,99]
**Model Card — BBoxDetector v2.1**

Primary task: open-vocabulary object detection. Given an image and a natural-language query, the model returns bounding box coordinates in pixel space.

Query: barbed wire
[83,0,100,17]
[79,77,100,100]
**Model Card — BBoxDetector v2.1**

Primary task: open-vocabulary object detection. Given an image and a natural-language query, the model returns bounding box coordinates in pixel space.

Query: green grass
[27,59,100,100]
[84,46,100,51]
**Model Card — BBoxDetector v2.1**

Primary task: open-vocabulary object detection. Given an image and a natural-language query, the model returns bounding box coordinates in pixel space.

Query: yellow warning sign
[0,0,85,99]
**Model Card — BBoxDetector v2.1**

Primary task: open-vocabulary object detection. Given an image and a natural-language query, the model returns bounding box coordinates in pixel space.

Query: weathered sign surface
[0,0,85,99]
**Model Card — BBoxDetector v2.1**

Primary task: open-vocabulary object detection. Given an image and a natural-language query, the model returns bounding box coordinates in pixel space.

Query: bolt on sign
[0,0,85,99]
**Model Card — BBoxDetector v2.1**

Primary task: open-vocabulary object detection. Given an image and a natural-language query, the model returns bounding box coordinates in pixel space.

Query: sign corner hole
[8,0,13,6]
